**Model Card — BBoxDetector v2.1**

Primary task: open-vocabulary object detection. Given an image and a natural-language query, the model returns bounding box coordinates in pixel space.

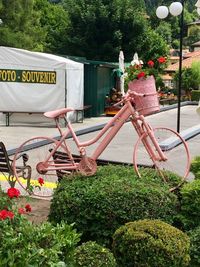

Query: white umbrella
[119,50,125,95]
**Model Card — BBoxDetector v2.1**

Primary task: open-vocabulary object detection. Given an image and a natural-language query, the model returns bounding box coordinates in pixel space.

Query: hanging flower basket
[128,75,160,116]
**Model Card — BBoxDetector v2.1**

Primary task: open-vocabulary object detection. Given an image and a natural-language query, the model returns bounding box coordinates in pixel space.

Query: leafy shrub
[190,156,200,179]
[178,180,200,230]
[49,165,180,246]
[0,217,80,266]
[0,186,13,211]
[191,90,200,101]
[112,219,190,267]
[73,241,116,267]
[188,226,200,267]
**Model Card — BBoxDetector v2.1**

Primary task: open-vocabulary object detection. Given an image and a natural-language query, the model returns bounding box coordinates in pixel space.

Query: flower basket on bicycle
[128,75,160,116]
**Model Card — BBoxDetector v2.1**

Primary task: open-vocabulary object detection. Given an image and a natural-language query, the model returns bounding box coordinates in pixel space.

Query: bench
[2,111,44,127]
[1,105,92,126]
[49,149,82,181]
[0,141,31,188]
[75,105,92,123]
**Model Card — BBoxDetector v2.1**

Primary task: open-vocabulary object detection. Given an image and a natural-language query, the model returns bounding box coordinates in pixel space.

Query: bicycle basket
[128,75,160,116]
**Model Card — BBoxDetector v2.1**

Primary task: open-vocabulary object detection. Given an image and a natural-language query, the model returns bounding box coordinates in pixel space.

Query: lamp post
[156,1,200,133]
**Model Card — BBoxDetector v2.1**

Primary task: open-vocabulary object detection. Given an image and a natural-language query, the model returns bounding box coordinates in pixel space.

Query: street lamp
[156,1,200,133]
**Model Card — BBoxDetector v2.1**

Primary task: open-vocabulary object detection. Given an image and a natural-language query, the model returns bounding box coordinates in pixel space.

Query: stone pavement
[0,105,199,161]
[0,104,199,196]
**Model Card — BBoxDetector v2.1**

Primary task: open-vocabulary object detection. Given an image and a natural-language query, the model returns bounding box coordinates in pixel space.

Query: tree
[173,62,200,99]
[61,0,168,61]
[191,61,200,89]
[34,0,69,54]
[184,25,200,47]
[0,0,46,51]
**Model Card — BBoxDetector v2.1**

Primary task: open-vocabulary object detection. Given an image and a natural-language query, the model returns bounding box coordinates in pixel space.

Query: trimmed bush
[49,165,180,246]
[178,179,200,230]
[0,217,80,266]
[73,241,116,267]
[188,226,200,267]
[190,156,200,179]
[112,219,190,267]
[191,90,200,101]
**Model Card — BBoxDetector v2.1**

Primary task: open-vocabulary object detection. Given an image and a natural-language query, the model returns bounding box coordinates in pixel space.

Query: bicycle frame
[43,96,167,173]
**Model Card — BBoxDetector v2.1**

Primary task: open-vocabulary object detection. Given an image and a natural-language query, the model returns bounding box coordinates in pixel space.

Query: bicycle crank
[78,157,97,176]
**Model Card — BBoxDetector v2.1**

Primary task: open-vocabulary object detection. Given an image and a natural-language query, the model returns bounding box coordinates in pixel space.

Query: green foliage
[73,241,116,267]
[49,165,180,246]
[190,156,200,179]
[61,0,168,61]
[188,226,200,267]
[174,65,200,96]
[112,219,190,267]
[184,25,200,46]
[34,0,70,54]
[0,186,12,211]
[0,217,80,266]
[191,62,200,86]
[178,180,200,230]
[191,90,200,101]
[0,0,46,51]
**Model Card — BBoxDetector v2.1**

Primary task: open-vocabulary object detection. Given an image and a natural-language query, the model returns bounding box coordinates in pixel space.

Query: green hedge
[190,156,200,179]
[188,226,200,267]
[178,180,200,230]
[49,165,180,246]
[73,241,116,267]
[112,219,190,267]
[191,90,200,101]
[0,218,80,266]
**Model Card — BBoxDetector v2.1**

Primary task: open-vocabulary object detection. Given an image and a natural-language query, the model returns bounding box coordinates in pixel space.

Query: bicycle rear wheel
[133,127,190,182]
[13,137,77,198]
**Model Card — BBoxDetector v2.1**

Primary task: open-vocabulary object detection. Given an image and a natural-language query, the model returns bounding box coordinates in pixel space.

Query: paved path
[0,105,199,196]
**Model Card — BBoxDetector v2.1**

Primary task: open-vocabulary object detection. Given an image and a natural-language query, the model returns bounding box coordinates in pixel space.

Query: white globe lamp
[195,0,200,8]
[169,2,183,16]
[156,6,169,19]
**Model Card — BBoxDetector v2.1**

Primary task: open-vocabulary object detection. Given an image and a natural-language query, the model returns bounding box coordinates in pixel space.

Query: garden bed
[16,196,51,224]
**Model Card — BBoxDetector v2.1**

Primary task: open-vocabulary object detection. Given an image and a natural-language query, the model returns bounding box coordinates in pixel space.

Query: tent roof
[63,55,117,68]
[0,46,83,69]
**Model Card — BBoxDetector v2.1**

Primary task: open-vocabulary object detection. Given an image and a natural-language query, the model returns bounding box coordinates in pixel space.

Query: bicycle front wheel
[133,127,190,181]
[13,137,77,198]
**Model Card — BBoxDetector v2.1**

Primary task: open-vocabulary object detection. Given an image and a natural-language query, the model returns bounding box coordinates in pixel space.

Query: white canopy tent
[0,46,84,122]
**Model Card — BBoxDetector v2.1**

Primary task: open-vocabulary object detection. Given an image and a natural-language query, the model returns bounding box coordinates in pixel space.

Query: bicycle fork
[131,116,168,177]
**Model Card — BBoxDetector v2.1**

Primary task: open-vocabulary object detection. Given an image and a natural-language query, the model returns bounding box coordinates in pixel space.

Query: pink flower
[147,60,154,68]
[25,204,32,212]
[157,57,166,64]
[7,188,20,198]
[137,72,146,79]
[38,177,44,186]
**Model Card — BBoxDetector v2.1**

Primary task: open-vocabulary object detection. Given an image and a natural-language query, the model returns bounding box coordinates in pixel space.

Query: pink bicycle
[13,76,190,197]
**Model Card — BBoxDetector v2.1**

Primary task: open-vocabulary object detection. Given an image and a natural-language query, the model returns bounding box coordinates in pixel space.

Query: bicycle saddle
[44,108,74,118]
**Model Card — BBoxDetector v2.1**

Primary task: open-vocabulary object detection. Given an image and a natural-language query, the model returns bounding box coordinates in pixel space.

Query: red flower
[25,204,32,212]
[18,208,26,215]
[0,210,14,220]
[137,72,146,79]
[147,60,154,68]
[38,177,44,186]
[157,57,166,64]
[7,188,20,198]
